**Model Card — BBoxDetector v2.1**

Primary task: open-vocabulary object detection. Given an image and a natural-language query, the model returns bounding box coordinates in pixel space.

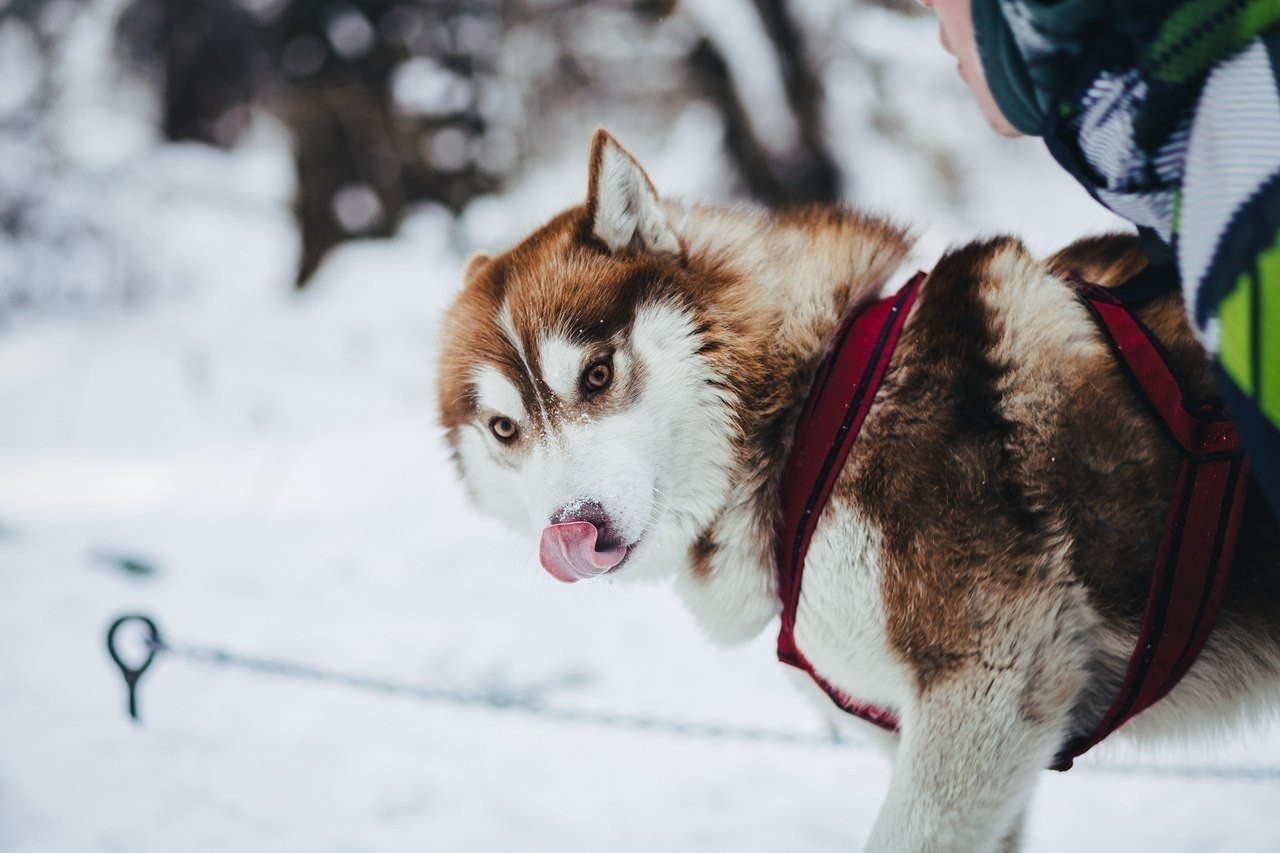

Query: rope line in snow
[106,613,1280,782]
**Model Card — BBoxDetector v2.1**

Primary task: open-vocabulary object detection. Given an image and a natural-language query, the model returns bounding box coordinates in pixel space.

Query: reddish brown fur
[439,193,912,537]
[438,131,1280,753]
[834,233,1280,731]
[436,126,1280,851]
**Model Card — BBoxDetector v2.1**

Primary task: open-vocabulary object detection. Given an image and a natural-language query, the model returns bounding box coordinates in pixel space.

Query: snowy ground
[5,15,1280,851]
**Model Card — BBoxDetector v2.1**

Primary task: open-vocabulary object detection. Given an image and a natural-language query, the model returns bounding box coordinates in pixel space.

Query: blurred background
[2,1,1279,850]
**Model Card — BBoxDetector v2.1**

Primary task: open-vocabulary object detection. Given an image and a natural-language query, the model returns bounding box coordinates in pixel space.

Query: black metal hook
[106,614,164,722]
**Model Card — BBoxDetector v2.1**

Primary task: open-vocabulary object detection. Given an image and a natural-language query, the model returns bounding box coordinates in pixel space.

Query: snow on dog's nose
[539,501,629,583]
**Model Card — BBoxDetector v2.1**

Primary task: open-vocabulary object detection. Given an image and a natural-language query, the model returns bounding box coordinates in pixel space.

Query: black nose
[551,500,623,549]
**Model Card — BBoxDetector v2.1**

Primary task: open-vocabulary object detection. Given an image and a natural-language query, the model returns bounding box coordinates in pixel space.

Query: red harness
[775,271,1250,770]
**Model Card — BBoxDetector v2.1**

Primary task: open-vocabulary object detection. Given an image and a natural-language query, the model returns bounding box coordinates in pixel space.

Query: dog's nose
[550,500,623,549]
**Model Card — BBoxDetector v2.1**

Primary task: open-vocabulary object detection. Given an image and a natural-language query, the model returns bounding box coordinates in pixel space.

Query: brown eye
[582,359,612,394]
[489,417,518,442]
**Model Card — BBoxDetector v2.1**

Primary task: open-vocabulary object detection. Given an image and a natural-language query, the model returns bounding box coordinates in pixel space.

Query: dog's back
[832,233,1280,746]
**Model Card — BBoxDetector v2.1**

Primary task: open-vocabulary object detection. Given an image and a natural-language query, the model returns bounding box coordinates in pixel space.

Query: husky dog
[437,130,1280,851]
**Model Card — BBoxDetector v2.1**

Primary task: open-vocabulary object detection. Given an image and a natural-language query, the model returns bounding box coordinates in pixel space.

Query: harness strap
[775,273,923,734]
[1053,283,1250,770]
[775,267,1250,771]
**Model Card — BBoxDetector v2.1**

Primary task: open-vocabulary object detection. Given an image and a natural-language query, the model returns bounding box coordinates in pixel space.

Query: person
[921,0,1280,513]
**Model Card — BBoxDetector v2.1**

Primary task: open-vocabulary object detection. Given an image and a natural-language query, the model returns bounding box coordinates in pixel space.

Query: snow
[4,6,1280,852]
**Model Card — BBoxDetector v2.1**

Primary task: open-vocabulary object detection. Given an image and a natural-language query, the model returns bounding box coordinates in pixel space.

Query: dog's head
[437,130,736,584]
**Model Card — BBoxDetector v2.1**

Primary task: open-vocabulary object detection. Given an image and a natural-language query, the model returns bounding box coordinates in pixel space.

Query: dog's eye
[489,417,519,442]
[581,359,612,395]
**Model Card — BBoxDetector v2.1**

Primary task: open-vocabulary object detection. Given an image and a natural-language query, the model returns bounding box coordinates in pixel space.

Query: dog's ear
[461,251,491,286]
[585,129,681,257]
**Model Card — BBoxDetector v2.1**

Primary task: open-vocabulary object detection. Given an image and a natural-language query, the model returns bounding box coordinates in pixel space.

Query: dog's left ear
[461,251,491,286]
[585,129,682,257]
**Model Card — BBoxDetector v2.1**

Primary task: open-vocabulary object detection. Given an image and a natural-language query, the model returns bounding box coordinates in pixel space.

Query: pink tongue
[539,521,628,583]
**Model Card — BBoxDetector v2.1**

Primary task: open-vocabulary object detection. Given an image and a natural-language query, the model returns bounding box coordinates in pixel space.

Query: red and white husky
[437,130,1280,851]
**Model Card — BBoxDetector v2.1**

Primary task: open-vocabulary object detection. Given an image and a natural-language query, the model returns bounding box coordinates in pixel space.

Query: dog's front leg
[863,662,1073,853]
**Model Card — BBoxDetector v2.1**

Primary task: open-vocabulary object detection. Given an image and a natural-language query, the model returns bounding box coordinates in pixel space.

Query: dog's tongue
[539,521,627,583]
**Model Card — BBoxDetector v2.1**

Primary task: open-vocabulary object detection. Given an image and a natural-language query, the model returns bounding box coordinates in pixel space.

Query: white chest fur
[791,500,914,720]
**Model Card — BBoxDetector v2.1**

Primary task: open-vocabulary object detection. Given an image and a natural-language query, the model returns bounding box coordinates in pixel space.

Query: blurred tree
[116,0,846,287]
[0,0,159,318]
[0,1,78,126]
[118,0,265,146]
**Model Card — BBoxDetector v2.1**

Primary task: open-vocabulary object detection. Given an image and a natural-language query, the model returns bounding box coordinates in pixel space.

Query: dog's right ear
[585,129,681,257]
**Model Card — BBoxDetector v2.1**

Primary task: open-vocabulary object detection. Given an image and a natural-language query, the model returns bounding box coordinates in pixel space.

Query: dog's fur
[437,130,1280,851]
